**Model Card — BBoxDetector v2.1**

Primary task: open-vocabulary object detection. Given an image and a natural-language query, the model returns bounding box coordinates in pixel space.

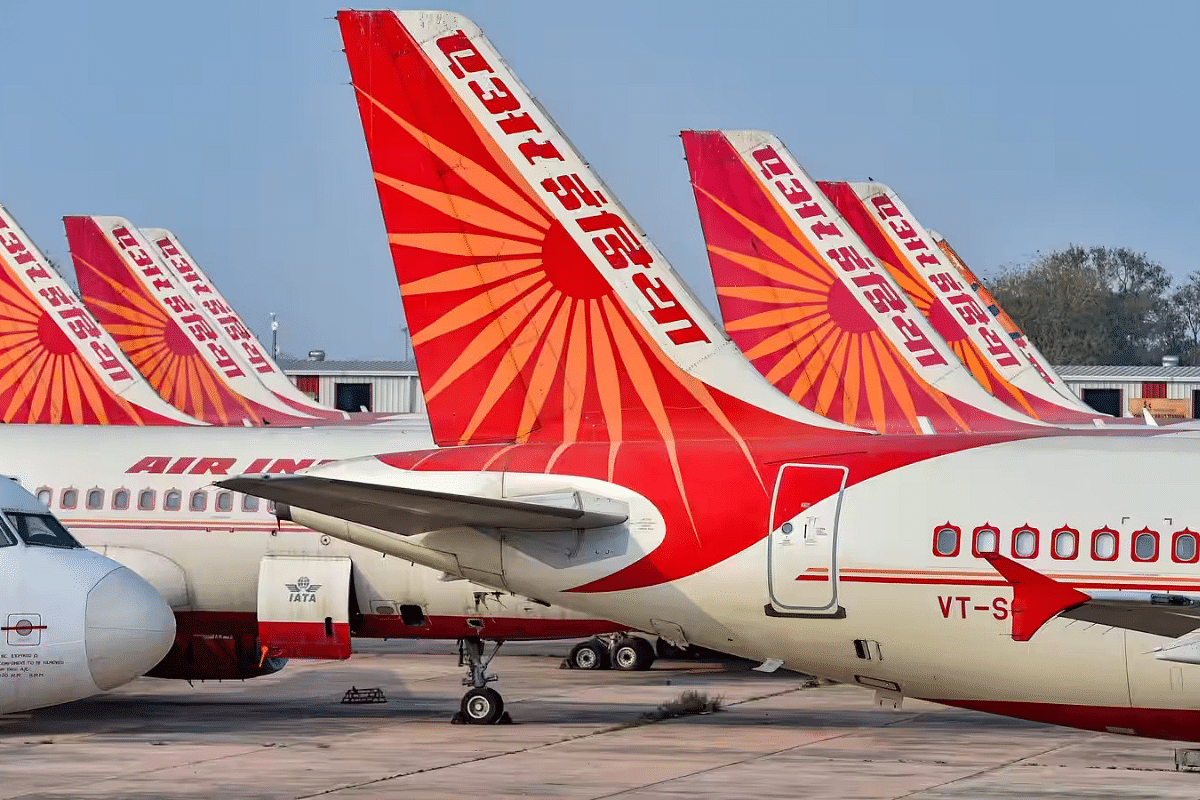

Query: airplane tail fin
[66,215,314,426]
[0,204,199,425]
[930,230,1095,412]
[337,11,853,447]
[139,227,350,419]
[821,182,1098,423]
[681,129,1035,433]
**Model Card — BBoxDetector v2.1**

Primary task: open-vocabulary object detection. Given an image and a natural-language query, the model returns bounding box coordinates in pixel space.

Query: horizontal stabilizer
[1061,592,1200,639]
[217,474,629,535]
[985,553,1088,641]
[987,554,1200,640]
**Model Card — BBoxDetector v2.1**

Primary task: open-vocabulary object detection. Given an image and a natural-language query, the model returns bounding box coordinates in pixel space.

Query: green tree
[1170,272,1200,365]
[990,245,1177,366]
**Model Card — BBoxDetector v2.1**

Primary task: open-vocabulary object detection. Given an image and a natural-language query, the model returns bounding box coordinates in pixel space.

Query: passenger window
[215,491,233,512]
[1051,527,1078,560]
[138,489,156,511]
[1132,529,1159,562]
[933,524,960,557]
[189,491,207,512]
[241,494,259,513]
[1174,530,1199,563]
[1092,528,1118,561]
[112,489,130,510]
[60,488,78,510]
[1012,526,1038,559]
[86,489,104,510]
[972,524,999,556]
[35,487,51,506]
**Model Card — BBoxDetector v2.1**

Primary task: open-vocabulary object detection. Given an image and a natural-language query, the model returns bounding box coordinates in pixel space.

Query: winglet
[985,553,1088,641]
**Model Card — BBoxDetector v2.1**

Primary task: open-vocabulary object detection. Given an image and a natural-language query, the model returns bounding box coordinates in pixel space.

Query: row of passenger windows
[37,487,265,514]
[934,523,1199,564]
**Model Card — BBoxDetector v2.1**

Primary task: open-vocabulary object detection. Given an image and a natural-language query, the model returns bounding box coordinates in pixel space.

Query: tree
[989,246,1177,366]
[1170,272,1200,365]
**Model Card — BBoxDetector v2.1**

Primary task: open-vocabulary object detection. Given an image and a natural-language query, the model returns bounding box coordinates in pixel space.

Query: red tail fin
[0,205,197,425]
[682,130,1033,433]
[821,182,1098,424]
[67,215,312,426]
[338,11,849,448]
[141,227,352,420]
[932,231,1094,412]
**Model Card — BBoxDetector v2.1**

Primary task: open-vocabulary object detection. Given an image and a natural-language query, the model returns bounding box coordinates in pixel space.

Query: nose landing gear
[452,636,512,724]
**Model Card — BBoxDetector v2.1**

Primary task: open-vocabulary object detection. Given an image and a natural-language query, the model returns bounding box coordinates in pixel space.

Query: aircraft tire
[461,687,504,724]
[568,639,610,670]
[613,637,656,671]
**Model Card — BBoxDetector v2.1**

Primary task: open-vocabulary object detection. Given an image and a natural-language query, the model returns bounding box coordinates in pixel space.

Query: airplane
[0,475,175,713]
[226,10,1200,741]
[140,227,395,423]
[679,128,1047,433]
[0,204,201,425]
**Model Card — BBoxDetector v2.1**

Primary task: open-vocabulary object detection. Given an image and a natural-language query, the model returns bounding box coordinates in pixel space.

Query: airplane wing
[986,553,1200,640]
[217,474,629,535]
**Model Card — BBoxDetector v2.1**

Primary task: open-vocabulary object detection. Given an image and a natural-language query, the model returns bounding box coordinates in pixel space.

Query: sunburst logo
[683,131,969,434]
[819,181,1038,419]
[67,217,259,426]
[345,29,761,467]
[337,12,832,591]
[0,218,163,424]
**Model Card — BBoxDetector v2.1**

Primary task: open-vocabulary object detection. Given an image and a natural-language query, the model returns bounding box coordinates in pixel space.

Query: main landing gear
[566,634,657,671]
[452,636,512,725]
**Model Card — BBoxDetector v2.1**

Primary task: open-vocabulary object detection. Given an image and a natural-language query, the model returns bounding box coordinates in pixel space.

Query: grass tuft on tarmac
[616,690,723,729]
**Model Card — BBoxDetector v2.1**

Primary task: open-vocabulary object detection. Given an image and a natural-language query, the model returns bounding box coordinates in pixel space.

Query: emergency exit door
[767,464,847,615]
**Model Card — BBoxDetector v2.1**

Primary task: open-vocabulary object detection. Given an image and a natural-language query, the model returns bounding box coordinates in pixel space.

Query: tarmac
[3,640,1200,799]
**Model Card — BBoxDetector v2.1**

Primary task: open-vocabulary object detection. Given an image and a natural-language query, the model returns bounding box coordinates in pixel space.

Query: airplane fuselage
[277,429,1200,739]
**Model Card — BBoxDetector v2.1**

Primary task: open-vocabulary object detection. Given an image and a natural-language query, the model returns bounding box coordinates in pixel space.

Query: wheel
[568,639,611,670]
[613,636,656,671]
[460,687,504,724]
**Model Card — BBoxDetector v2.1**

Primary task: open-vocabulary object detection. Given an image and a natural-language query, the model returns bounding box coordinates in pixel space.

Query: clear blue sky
[2,1,1197,359]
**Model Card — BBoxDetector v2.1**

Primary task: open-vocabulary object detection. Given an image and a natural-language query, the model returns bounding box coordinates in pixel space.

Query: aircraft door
[767,464,847,615]
[257,555,352,660]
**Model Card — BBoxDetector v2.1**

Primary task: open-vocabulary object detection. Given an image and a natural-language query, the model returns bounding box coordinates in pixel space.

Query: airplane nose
[85,566,176,690]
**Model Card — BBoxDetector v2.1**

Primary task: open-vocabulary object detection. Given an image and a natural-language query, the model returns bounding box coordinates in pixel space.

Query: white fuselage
[284,431,1200,729]
[0,424,610,649]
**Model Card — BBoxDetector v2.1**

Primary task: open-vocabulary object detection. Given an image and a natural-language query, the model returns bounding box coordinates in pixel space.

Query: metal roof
[279,358,417,374]
[1055,365,1200,379]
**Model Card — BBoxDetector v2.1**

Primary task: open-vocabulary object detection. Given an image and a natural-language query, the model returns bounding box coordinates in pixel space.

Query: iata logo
[285,577,321,603]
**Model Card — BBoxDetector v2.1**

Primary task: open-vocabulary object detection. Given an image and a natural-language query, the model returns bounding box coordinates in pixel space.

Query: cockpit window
[8,513,82,549]
[0,523,14,548]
